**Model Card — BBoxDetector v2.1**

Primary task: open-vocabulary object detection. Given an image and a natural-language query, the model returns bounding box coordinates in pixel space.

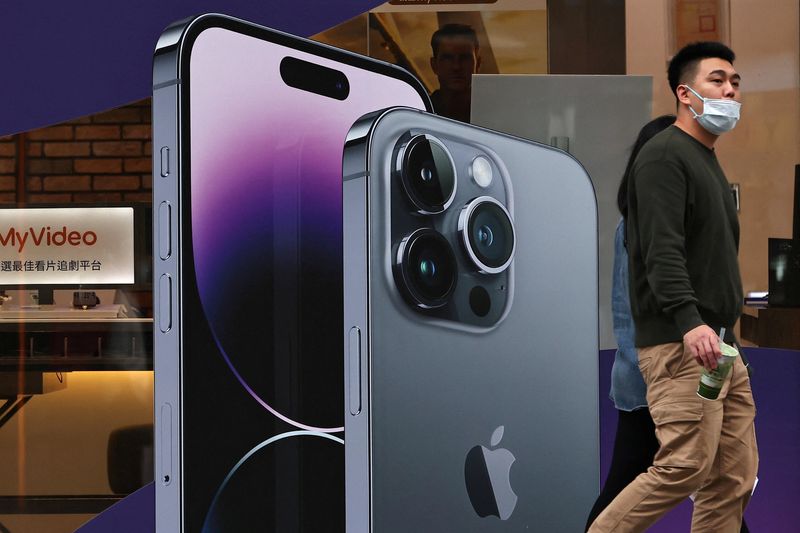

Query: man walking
[589,41,758,533]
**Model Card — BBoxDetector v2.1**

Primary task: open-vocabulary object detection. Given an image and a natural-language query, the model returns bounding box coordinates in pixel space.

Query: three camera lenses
[396,229,457,309]
[397,135,457,214]
[394,136,514,312]
[459,197,515,274]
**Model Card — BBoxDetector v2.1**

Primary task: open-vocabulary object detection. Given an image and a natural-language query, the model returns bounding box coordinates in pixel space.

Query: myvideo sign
[0,207,134,285]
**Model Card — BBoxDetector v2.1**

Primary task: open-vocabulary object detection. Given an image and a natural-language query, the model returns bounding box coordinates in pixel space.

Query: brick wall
[0,135,16,204]
[7,98,152,205]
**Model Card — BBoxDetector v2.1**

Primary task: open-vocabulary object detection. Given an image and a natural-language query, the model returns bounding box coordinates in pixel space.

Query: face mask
[683,85,741,135]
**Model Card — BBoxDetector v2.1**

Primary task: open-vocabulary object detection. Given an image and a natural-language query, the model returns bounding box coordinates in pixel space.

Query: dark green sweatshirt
[627,126,742,347]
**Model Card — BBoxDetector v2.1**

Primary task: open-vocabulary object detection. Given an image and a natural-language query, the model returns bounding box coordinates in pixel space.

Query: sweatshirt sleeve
[633,160,704,335]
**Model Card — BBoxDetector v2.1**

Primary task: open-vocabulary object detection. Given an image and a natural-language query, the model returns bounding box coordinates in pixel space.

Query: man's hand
[683,325,721,370]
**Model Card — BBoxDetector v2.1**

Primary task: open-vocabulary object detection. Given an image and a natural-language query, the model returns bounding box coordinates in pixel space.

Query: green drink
[697,340,739,400]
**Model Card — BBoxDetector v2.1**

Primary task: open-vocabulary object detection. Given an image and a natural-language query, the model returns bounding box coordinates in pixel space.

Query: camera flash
[471,156,493,188]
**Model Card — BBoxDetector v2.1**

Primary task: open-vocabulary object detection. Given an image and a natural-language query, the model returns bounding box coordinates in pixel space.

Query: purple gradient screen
[184,27,425,531]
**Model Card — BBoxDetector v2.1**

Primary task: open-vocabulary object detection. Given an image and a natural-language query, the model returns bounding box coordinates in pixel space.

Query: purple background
[0,0,383,136]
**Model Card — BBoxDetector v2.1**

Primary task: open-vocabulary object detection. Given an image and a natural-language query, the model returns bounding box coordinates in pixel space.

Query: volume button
[159,274,172,333]
[158,201,171,260]
[160,146,170,177]
[348,327,362,416]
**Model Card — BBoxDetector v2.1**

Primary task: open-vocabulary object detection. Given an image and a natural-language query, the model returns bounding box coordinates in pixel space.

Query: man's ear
[676,84,692,106]
[430,56,439,75]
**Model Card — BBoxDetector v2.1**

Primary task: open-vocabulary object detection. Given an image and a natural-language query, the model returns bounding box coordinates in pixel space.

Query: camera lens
[458,197,515,274]
[397,135,457,214]
[396,228,457,309]
[476,225,494,247]
[419,258,436,278]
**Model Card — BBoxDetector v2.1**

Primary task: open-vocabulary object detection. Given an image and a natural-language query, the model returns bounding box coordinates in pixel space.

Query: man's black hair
[667,41,735,97]
[430,24,479,57]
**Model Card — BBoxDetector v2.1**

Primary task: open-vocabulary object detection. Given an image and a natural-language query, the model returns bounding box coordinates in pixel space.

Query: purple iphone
[152,14,430,532]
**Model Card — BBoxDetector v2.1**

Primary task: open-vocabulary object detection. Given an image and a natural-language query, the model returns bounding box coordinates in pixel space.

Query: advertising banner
[0,207,134,285]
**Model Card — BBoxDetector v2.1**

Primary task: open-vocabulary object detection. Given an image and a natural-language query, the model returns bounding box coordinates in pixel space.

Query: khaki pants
[589,342,758,533]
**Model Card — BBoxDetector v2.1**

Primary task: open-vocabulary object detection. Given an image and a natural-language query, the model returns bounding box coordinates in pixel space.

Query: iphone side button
[348,326,362,416]
[158,274,172,333]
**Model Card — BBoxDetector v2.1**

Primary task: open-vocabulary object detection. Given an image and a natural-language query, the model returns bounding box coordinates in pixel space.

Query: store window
[0,100,154,531]
[1,0,797,530]
[317,0,800,350]
[626,0,800,348]
[315,1,549,123]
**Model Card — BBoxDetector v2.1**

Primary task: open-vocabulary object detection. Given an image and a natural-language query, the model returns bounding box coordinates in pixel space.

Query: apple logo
[464,425,518,520]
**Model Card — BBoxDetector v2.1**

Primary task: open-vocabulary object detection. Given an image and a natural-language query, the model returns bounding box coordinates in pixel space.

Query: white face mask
[683,85,741,135]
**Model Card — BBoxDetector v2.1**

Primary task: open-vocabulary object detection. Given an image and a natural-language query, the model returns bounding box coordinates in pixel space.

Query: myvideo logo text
[0,226,98,253]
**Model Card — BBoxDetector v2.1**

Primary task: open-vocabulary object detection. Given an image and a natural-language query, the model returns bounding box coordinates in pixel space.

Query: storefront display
[0,1,797,532]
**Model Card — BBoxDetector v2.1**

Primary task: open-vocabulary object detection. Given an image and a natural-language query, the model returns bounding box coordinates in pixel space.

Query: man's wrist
[673,303,704,336]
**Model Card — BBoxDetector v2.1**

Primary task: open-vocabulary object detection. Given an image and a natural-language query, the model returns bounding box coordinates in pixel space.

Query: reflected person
[429,23,481,123]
